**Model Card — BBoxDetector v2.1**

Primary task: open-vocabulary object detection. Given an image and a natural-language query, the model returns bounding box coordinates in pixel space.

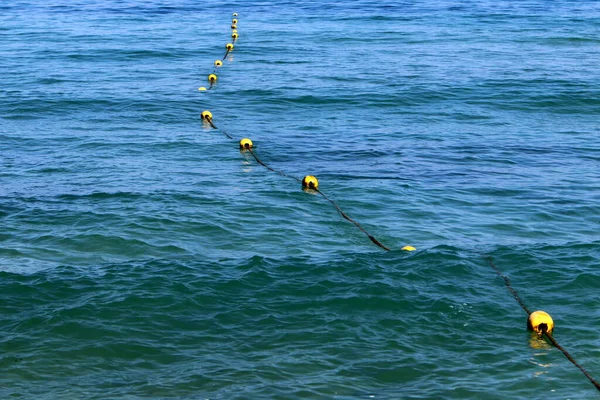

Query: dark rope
[222,48,230,60]
[542,326,600,392]
[484,255,531,315]
[485,255,600,392]
[316,189,390,251]
[248,148,301,182]
[245,148,389,251]
[205,117,233,140]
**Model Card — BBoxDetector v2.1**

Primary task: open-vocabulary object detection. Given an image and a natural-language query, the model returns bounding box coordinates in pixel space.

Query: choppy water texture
[2,1,600,398]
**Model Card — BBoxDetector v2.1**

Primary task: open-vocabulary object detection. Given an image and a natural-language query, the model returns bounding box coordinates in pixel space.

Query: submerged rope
[485,255,600,392]
[315,189,390,251]
[205,117,233,140]
[541,325,600,391]
[245,145,388,250]
[248,148,301,182]
[222,48,231,60]
[485,256,531,315]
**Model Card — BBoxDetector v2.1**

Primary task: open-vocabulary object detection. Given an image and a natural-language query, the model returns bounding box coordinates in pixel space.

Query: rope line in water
[315,189,390,251]
[247,145,390,250]
[198,21,238,92]
[245,142,389,250]
[485,255,531,315]
[541,325,600,392]
[485,255,600,392]
[197,15,394,253]
[204,116,233,140]
[197,12,600,395]
[248,148,301,182]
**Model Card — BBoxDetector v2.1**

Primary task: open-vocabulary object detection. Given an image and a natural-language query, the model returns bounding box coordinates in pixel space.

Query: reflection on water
[529,334,553,377]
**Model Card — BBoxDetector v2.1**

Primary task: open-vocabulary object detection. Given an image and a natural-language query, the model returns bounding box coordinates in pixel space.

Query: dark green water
[1,1,599,398]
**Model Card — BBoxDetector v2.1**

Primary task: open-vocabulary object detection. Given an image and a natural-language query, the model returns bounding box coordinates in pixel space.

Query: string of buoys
[197,13,410,252]
[200,110,233,139]
[485,256,600,392]
[198,22,238,92]
[197,13,599,394]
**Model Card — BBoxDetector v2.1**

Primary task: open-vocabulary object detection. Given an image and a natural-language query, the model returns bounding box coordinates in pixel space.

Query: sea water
[1,1,600,398]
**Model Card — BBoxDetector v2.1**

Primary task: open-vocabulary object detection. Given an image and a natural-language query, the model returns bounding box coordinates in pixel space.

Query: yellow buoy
[226,43,234,50]
[401,246,416,251]
[231,24,237,30]
[198,87,207,91]
[208,73,217,83]
[302,175,319,190]
[528,310,554,335]
[201,110,212,120]
[239,138,253,150]
[233,13,238,17]
[232,32,238,40]
[214,60,223,67]
[232,18,238,24]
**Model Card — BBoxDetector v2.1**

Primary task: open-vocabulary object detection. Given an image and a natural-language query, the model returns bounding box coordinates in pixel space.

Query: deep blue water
[1,1,600,398]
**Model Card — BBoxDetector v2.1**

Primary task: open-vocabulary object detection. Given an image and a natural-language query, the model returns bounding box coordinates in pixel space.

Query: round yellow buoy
[233,13,238,17]
[232,18,238,24]
[401,246,416,251]
[232,32,238,40]
[528,310,554,335]
[198,87,207,91]
[232,29,238,34]
[214,60,223,67]
[302,175,319,190]
[201,110,212,120]
[231,24,237,30]
[239,138,253,150]
[208,73,217,83]
[226,43,234,50]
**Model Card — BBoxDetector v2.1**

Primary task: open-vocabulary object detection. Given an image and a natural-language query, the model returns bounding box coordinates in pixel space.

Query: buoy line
[198,14,599,394]
[205,109,402,251]
[200,110,233,139]
[485,256,600,392]
[197,19,238,92]
[196,16,405,251]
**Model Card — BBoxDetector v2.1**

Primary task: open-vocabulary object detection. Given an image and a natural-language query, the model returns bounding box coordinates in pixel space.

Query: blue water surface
[1,0,600,398]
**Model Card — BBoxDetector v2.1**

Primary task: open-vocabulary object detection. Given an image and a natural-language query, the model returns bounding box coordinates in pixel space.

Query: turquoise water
[2,1,600,398]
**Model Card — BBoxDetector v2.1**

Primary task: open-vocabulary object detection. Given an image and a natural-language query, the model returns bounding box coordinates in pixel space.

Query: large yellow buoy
[239,138,253,150]
[226,43,234,51]
[201,110,212,120]
[214,60,223,67]
[401,246,416,251]
[527,310,554,335]
[232,18,238,24]
[302,175,319,190]
[208,73,217,83]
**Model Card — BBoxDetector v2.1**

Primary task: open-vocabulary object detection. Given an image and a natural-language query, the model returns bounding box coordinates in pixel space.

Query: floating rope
[198,14,600,394]
[248,147,301,183]
[486,255,531,315]
[541,325,600,392]
[315,188,390,251]
[222,43,234,61]
[485,255,600,392]
[196,15,410,252]
[238,138,390,250]
[200,112,233,140]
